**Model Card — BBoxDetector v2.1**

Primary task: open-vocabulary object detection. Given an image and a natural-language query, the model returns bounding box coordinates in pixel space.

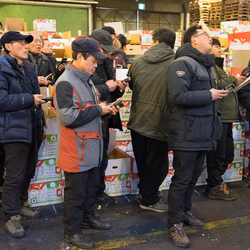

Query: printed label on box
[121,87,132,100]
[232,122,245,142]
[28,180,64,207]
[222,162,243,182]
[31,158,62,183]
[116,122,131,141]
[233,143,244,162]
[38,134,57,160]
[119,101,131,121]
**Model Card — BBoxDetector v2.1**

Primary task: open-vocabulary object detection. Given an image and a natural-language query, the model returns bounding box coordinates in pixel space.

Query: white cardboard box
[104,149,131,196]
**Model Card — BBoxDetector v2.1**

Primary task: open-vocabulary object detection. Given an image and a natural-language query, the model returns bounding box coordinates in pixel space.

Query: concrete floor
[1,180,250,250]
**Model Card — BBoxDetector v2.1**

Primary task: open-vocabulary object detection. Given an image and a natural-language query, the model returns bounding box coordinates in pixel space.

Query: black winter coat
[0,54,43,143]
[28,52,55,84]
[238,84,250,122]
[167,43,222,151]
[91,58,123,132]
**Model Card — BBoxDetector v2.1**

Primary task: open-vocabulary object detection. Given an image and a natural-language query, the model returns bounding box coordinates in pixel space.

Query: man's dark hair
[183,25,202,44]
[117,34,127,48]
[212,38,221,47]
[102,26,115,35]
[42,38,49,47]
[72,51,90,60]
[152,28,176,49]
[0,22,2,29]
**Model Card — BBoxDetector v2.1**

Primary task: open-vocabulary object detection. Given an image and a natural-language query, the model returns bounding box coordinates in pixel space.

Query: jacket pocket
[75,131,101,166]
[185,113,212,142]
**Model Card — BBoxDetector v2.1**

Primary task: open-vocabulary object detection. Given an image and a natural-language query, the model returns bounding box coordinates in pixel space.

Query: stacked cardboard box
[28,117,64,207]
[33,19,56,32]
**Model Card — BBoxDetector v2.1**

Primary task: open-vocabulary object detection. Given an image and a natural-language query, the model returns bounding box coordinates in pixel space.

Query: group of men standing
[128,25,247,248]
[0,24,249,249]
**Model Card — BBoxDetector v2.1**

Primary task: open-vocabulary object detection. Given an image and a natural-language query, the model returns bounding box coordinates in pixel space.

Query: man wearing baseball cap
[0,31,45,238]
[54,37,120,249]
[90,29,127,204]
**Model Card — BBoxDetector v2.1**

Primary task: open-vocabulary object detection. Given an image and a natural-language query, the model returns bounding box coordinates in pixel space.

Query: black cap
[90,29,116,52]
[72,37,107,59]
[0,31,33,48]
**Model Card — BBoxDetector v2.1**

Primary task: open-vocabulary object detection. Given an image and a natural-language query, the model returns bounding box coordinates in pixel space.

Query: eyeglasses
[194,31,211,39]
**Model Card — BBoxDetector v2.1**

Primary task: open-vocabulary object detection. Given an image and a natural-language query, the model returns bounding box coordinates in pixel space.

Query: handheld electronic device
[58,57,67,66]
[122,77,131,82]
[109,99,124,108]
[45,75,54,81]
[41,96,53,102]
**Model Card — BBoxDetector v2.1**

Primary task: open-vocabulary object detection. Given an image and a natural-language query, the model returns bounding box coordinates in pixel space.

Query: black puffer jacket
[167,43,222,151]
[0,54,43,143]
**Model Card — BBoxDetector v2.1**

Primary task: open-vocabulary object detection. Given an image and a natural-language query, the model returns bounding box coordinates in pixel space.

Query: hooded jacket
[167,43,222,151]
[0,54,41,143]
[127,42,175,141]
[213,57,240,122]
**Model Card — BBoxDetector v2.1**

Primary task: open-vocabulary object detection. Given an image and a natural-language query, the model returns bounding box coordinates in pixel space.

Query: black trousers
[131,130,169,206]
[2,127,44,221]
[63,167,100,236]
[97,128,109,196]
[2,142,30,221]
[206,123,234,188]
[168,150,206,226]
[0,144,5,188]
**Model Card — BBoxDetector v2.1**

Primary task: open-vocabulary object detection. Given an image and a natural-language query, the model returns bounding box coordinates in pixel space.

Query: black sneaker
[208,182,237,201]
[183,211,205,229]
[96,193,115,204]
[167,222,190,248]
[64,232,94,249]
[81,214,111,230]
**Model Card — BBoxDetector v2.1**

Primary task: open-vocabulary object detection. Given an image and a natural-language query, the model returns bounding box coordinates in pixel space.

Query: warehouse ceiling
[0,0,99,5]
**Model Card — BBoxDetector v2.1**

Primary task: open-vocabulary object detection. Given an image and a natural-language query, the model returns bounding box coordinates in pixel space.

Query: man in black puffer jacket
[0,31,45,238]
[166,26,229,248]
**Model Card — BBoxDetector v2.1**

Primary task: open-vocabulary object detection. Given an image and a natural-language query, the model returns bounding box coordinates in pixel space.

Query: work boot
[81,214,111,230]
[96,192,115,204]
[207,182,237,201]
[183,211,205,229]
[140,199,168,213]
[167,222,190,248]
[64,232,95,249]
[5,215,25,238]
[19,202,41,219]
